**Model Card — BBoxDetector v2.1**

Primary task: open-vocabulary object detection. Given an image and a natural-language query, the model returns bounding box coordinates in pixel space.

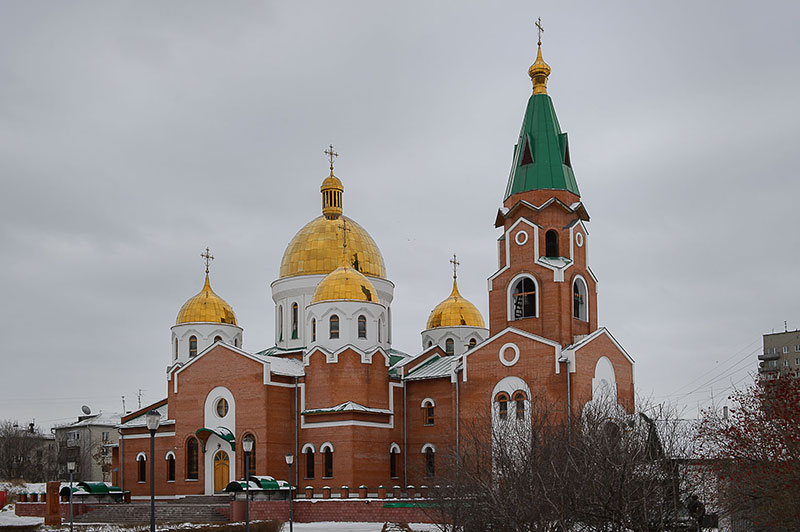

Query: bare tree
[0,420,58,482]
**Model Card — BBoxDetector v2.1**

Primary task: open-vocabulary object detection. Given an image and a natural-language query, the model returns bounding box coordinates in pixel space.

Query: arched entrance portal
[213,450,229,492]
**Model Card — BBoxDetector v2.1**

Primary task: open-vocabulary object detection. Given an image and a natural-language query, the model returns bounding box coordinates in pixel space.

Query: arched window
[321,442,334,478]
[303,445,315,479]
[291,303,298,340]
[445,338,454,355]
[469,338,477,348]
[573,277,588,321]
[496,393,509,421]
[214,336,222,344]
[186,437,199,480]
[189,336,198,357]
[278,305,283,342]
[311,319,316,342]
[545,229,559,257]
[423,444,435,478]
[427,340,433,348]
[378,319,382,342]
[137,454,146,482]
[513,391,527,420]
[166,453,175,482]
[243,434,256,476]
[358,315,367,339]
[234,338,239,347]
[389,444,400,479]
[329,315,339,339]
[512,278,537,319]
[422,398,435,426]
[174,338,178,360]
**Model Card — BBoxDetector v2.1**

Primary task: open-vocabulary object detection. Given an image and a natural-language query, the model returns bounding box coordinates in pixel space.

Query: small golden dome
[321,172,344,220]
[312,264,379,304]
[426,280,485,329]
[176,274,237,325]
[528,45,551,95]
[280,215,386,279]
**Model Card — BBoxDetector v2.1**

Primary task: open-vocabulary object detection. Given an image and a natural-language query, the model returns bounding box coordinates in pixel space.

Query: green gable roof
[504,93,580,200]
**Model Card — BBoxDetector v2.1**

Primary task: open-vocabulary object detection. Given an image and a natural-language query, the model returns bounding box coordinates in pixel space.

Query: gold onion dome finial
[321,144,344,220]
[176,248,237,325]
[528,17,551,95]
[426,255,486,329]
[312,220,379,304]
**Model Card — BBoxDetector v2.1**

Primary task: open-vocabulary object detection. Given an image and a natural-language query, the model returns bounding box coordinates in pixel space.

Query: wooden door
[213,450,229,492]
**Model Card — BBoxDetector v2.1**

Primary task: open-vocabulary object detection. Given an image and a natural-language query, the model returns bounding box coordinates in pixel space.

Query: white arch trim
[421,443,437,453]
[492,376,531,403]
[572,274,589,321]
[164,451,175,460]
[506,273,540,321]
[301,443,316,454]
[320,441,335,453]
[136,452,147,461]
[420,397,436,408]
[389,442,401,454]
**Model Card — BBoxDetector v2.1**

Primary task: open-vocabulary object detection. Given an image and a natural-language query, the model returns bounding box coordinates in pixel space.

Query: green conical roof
[504,93,580,200]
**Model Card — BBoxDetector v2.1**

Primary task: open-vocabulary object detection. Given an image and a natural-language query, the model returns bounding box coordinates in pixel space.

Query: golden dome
[528,45,551,95]
[426,280,485,329]
[279,215,386,279]
[312,264,379,304]
[176,274,237,325]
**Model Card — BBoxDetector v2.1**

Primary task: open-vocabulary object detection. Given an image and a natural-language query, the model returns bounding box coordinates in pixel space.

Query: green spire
[504,92,580,200]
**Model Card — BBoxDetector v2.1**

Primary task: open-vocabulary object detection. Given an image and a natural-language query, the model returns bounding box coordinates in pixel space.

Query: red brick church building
[112,43,634,498]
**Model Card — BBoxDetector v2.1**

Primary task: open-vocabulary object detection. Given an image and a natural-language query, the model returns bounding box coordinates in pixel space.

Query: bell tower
[488,34,598,348]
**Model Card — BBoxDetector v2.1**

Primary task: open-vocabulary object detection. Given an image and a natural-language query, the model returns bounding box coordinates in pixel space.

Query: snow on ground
[0,482,47,495]
[290,524,440,532]
[0,504,44,526]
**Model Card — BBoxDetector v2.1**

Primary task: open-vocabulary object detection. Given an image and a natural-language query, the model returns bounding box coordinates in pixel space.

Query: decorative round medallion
[575,232,584,247]
[499,343,520,367]
[515,230,529,246]
[215,398,229,418]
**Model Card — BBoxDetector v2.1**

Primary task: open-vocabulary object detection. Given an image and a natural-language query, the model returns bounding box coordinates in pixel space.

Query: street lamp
[285,452,294,532]
[145,409,161,532]
[66,461,76,532]
[242,436,254,532]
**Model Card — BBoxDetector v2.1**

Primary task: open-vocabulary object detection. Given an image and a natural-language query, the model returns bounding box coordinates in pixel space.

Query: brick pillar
[44,482,61,526]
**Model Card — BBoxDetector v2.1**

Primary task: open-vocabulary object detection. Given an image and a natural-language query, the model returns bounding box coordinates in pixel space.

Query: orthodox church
[113,41,634,498]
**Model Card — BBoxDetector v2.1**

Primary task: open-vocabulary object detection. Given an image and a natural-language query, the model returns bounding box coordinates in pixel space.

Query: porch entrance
[213,450,229,492]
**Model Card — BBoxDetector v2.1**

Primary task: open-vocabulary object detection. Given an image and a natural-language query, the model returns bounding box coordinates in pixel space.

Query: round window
[216,398,229,418]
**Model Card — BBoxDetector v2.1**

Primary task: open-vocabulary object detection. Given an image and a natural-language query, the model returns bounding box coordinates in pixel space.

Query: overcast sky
[1,2,798,429]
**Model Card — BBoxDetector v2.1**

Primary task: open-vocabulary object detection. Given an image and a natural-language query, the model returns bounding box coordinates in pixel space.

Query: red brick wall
[240,500,435,523]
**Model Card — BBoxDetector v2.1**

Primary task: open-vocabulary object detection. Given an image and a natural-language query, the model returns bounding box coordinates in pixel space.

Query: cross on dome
[201,247,215,275]
[450,253,460,280]
[324,144,339,174]
[536,17,544,47]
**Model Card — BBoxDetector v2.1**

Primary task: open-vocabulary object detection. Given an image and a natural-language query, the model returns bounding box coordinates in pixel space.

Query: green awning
[77,482,122,494]
[195,427,236,451]
[225,475,290,492]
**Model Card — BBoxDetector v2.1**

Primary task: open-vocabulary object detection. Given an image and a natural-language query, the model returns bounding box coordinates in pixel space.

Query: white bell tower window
[573,276,588,321]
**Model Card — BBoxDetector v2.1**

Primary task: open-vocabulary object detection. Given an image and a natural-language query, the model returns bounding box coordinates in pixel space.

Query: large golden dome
[312,264,379,304]
[176,274,237,325]
[426,280,485,329]
[279,215,386,279]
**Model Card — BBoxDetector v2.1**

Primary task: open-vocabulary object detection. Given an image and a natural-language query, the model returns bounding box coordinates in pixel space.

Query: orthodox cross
[339,218,352,264]
[536,17,544,46]
[201,247,214,274]
[324,144,339,173]
[450,253,460,280]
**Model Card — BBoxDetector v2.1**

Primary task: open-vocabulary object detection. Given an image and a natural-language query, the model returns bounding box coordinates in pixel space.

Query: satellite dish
[81,405,91,415]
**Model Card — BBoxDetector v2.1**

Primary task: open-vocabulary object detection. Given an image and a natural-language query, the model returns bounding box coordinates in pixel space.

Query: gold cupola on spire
[426,255,485,329]
[528,17,551,95]
[176,248,237,325]
[321,144,344,220]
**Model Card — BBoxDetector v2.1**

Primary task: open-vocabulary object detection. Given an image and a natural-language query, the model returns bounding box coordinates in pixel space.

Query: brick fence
[232,499,435,523]
[15,502,88,517]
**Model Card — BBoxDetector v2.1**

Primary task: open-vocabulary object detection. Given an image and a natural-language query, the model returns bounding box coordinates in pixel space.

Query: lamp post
[66,461,76,532]
[145,409,161,532]
[242,436,254,532]
[285,452,294,532]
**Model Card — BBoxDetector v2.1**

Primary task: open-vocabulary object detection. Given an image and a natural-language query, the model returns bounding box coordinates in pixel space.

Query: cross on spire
[450,253,460,280]
[339,218,352,264]
[324,144,339,174]
[201,247,215,275]
[536,17,544,47]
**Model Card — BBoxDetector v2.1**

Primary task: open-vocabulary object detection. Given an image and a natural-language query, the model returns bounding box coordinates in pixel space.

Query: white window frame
[507,273,539,321]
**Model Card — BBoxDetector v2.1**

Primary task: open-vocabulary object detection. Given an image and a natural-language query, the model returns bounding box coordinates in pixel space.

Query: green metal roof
[504,93,580,199]
[196,426,236,451]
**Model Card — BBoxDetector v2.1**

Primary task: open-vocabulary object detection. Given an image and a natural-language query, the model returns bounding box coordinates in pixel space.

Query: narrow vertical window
[496,393,509,421]
[278,306,283,342]
[186,437,199,480]
[234,338,239,347]
[545,230,559,257]
[189,336,197,357]
[445,338,454,355]
[390,449,398,478]
[311,319,316,342]
[324,448,333,478]
[358,315,367,339]
[512,278,537,319]
[378,319,382,342]
[245,435,256,476]
[424,447,435,478]
[291,303,298,340]
[329,315,339,339]
[305,448,315,479]
[167,455,175,482]
[174,338,178,360]
[573,278,588,321]
[137,455,146,482]
[513,391,527,420]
